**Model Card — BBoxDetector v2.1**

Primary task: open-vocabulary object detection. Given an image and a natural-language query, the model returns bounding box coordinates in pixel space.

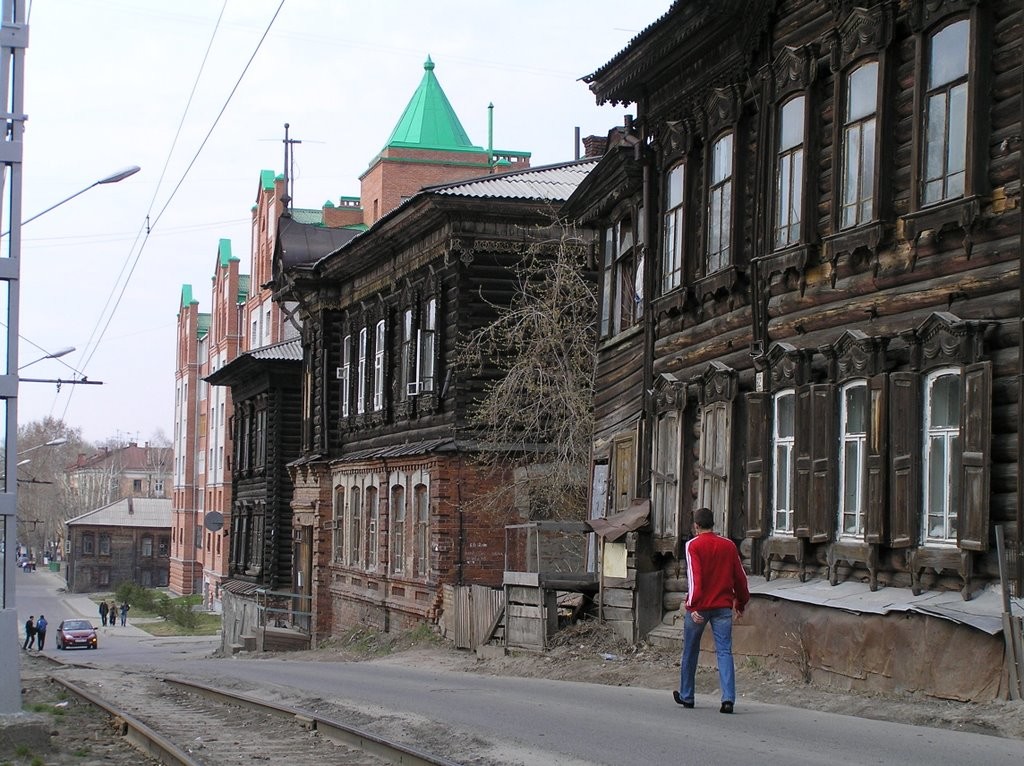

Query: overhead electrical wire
[55,0,287,425]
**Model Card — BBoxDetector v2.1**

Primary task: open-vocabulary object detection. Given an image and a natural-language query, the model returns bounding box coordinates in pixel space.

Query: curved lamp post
[1,166,140,238]
[18,346,75,371]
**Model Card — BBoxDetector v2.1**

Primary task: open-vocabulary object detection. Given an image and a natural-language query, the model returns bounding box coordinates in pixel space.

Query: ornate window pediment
[901,311,989,371]
[696,361,738,406]
[819,329,889,382]
[757,341,812,391]
[908,0,980,32]
[697,84,744,140]
[652,372,687,414]
[826,4,894,72]
[762,45,817,102]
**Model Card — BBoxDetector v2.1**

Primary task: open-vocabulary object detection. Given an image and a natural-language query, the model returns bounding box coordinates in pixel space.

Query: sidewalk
[31,567,171,638]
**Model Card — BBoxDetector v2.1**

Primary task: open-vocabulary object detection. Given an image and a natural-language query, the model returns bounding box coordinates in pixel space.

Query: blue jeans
[678,608,735,704]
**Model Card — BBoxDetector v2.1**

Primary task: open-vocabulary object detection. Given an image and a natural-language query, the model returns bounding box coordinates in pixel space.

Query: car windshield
[63,620,91,630]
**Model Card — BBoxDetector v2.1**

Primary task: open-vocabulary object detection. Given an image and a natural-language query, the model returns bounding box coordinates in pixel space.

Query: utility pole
[0,0,29,715]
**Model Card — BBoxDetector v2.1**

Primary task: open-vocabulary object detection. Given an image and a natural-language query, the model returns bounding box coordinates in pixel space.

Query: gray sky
[16,0,667,444]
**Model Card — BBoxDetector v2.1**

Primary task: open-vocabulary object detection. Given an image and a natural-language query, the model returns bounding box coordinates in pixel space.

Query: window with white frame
[772,389,796,534]
[838,381,868,537]
[373,319,385,411]
[923,369,961,543]
[413,483,429,577]
[357,328,367,415]
[418,298,436,393]
[340,334,351,417]
[663,163,685,293]
[365,486,378,571]
[391,484,406,573]
[923,19,969,206]
[651,411,679,537]
[706,132,733,274]
[841,62,878,229]
[348,486,362,566]
[401,309,414,398]
[775,96,805,249]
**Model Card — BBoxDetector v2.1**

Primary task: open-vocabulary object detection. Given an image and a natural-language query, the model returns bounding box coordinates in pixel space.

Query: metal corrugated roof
[66,497,172,528]
[290,208,325,226]
[247,338,302,362]
[332,437,457,464]
[428,158,599,202]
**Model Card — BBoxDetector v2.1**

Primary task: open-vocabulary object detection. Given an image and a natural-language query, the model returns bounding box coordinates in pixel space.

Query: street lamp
[18,346,75,371]
[0,165,140,238]
[17,437,68,455]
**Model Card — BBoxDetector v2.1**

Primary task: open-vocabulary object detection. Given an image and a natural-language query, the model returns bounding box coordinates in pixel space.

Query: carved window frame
[690,85,745,305]
[823,2,895,273]
[651,373,685,542]
[695,361,738,538]
[903,2,990,248]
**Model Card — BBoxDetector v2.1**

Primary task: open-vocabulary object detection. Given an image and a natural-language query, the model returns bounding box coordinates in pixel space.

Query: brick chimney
[581,135,608,158]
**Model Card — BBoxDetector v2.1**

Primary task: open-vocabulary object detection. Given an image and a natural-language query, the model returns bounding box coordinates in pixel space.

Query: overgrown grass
[90,585,221,636]
[320,623,441,658]
[136,611,222,637]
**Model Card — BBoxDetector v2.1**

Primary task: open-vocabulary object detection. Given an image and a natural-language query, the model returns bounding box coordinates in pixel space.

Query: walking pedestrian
[99,600,109,627]
[119,602,130,627]
[674,507,750,714]
[22,615,35,650]
[34,614,48,650]
[108,601,117,627]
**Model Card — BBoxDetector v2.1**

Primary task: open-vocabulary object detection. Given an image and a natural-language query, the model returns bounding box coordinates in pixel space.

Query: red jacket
[685,531,750,613]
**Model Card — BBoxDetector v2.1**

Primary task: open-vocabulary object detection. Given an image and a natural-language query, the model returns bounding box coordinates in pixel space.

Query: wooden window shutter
[745,392,769,537]
[958,361,992,552]
[793,384,813,538]
[889,372,920,547]
[864,373,889,544]
[808,383,835,543]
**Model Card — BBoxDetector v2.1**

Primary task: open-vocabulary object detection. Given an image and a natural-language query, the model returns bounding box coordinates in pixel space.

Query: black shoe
[720,701,734,714]
[673,691,695,708]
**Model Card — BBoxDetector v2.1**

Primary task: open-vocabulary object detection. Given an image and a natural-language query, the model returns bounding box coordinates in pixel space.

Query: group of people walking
[21,615,47,650]
[22,599,131,650]
[99,600,130,627]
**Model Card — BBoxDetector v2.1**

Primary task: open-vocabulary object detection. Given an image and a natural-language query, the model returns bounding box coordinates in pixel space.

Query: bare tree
[457,221,597,520]
[16,417,89,558]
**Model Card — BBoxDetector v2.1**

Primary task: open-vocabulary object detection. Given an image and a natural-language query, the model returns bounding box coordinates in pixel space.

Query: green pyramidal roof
[384,56,482,153]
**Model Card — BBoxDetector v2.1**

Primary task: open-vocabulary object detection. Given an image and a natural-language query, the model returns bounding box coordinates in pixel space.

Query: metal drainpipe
[1017,43,1024,596]
[457,456,465,586]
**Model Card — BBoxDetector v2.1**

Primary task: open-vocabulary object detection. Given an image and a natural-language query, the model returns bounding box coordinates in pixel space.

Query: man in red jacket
[673,507,750,713]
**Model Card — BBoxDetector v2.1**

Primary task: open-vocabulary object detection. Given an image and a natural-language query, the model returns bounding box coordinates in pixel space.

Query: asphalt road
[15,567,1024,765]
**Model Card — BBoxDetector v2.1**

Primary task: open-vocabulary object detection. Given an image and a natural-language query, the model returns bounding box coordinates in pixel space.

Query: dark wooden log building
[565,0,1022,696]
[274,159,598,637]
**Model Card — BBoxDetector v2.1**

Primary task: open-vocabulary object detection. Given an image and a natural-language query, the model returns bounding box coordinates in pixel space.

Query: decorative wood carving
[908,0,980,32]
[697,84,744,139]
[766,44,817,101]
[758,341,811,390]
[826,3,894,72]
[695,361,738,405]
[652,371,687,414]
[901,311,989,372]
[819,329,889,382]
